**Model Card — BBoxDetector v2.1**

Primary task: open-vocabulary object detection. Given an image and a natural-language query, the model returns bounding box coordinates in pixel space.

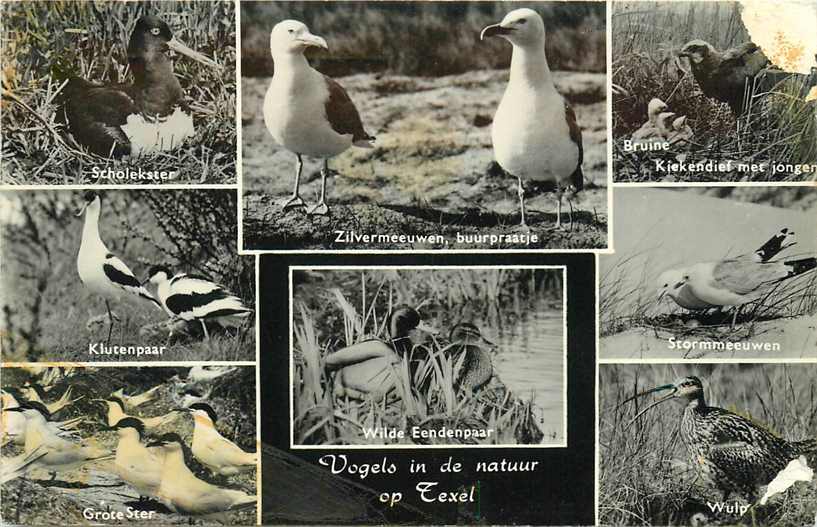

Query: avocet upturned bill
[77,191,161,343]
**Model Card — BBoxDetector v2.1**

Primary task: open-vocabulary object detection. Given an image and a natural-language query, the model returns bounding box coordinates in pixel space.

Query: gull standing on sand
[264,20,374,216]
[481,8,583,229]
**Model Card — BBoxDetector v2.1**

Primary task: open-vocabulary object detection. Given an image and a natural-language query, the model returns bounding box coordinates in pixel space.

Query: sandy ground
[241,70,608,250]
[600,188,817,359]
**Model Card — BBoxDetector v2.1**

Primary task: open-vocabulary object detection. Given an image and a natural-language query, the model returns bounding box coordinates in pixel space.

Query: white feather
[122,107,195,156]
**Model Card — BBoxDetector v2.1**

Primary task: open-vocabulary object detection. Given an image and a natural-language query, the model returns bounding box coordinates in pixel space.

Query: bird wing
[64,78,137,157]
[205,432,256,467]
[128,384,163,408]
[705,410,792,483]
[1,447,47,483]
[102,254,160,307]
[631,123,659,140]
[564,100,584,190]
[715,42,770,102]
[710,259,790,296]
[165,276,249,319]
[564,100,584,166]
[322,75,373,145]
[324,340,396,369]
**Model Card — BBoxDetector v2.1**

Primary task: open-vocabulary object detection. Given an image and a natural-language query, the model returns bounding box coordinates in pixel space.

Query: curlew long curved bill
[620,383,677,429]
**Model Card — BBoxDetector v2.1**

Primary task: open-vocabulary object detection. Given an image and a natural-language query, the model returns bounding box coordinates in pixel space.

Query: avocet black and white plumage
[61,15,218,157]
[77,191,161,343]
[145,266,252,338]
[264,20,375,216]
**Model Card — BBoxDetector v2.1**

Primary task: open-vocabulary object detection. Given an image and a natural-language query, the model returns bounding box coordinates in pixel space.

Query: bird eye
[517,18,527,24]
[288,29,294,34]
[150,27,161,36]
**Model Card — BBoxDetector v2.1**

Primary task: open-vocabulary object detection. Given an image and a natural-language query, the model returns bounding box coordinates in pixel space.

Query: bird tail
[227,492,258,511]
[57,416,86,431]
[51,386,84,413]
[754,228,796,262]
[353,135,375,148]
[784,257,817,277]
[790,438,817,455]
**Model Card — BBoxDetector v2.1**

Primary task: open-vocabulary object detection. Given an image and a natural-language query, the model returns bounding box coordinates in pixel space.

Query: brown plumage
[626,376,817,502]
[679,40,770,115]
[323,75,374,147]
[564,101,584,192]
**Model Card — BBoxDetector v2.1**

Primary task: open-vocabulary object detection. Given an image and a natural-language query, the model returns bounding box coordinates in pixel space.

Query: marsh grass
[291,269,558,446]
[612,1,817,183]
[0,1,236,184]
[599,364,817,526]
[600,246,817,349]
[241,2,605,78]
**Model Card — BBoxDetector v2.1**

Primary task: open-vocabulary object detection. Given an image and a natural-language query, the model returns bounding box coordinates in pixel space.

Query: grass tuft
[1,0,236,184]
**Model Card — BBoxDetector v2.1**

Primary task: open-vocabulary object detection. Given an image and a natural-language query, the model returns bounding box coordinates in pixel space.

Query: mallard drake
[324,305,436,401]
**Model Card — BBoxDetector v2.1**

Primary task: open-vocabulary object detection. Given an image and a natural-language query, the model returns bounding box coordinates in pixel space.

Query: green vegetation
[1,1,236,184]
[612,1,817,182]
[600,364,817,526]
[241,1,606,77]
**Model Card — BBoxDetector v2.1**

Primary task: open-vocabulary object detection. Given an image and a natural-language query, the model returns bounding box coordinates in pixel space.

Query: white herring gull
[481,8,584,228]
[264,20,374,216]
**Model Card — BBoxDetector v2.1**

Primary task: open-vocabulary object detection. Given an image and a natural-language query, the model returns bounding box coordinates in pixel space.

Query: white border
[235,3,613,256]
[253,255,262,525]
[1,360,256,368]
[287,264,569,450]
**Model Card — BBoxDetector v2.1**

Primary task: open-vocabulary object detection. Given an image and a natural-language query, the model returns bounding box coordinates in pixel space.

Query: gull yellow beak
[296,33,329,50]
[480,23,515,41]
[167,37,219,68]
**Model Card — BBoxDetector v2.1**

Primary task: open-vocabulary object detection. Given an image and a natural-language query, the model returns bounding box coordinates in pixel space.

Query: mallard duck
[446,323,498,393]
[324,305,436,401]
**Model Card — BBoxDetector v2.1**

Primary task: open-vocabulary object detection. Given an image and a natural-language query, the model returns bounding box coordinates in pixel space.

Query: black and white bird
[481,8,584,229]
[144,266,253,339]
[107,417,166,501]
[4,402,112,476]
[61,15,218,157]
[95,397,181,431]
[77,191,161,343]
[264,20,374,216]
